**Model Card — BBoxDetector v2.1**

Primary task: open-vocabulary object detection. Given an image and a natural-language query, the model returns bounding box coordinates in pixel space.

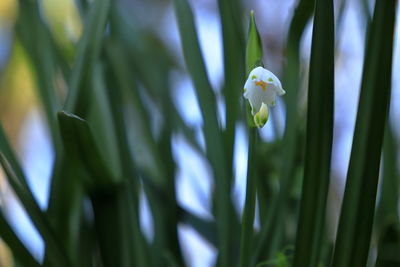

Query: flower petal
[243,66,285,124]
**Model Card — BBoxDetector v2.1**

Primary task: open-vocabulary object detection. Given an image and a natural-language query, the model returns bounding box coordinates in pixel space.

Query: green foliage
[246,11,262,75]
[331,0,398,266]
[0,210,41,267]
[293,0,334,266]
[0,0,399,266]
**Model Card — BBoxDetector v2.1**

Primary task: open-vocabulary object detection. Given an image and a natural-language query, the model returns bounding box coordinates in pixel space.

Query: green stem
[239,128,258,267]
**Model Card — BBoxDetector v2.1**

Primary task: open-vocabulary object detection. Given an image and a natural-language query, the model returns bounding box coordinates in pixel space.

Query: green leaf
[90,183,136,267]
[57,111,117,190]
[331,1,398,266]
[104,40,153,267]
[245,11,262,128]
[375,123,399,230]
[245,11,263,74]
[292,0,334,266]
[174,0,232,265]
[239,11,264,266]
[178,207,218,247]
[0,153,72,267]
[15,0,66,151]
[58,110,140,266]
[104,40,166,187]
[142,175,184,267]
[0,124,29,191]
[375,221,400,267]
[218,0,245,186]
[64,0,110,116]
[239,128,258,267]
[88,62,123,181]
[255,0,314,261]
[44,157,85,267]
[0,210,41,267]
[46,1,111,261]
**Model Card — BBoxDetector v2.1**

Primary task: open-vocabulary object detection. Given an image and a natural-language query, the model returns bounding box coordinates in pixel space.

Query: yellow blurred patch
[0,239,13,267]
[42,0,82,39]
[0,41,38,145]
[42,0,82,59]
[0,0,17,23]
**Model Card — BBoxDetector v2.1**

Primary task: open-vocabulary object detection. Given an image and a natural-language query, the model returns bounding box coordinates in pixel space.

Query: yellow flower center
[255,80,267,91]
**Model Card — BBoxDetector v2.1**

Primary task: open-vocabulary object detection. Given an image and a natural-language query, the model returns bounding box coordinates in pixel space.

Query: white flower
[243,66,286,128]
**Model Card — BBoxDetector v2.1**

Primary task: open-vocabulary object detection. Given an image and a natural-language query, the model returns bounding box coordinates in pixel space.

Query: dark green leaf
[255,0,314,261]
[293,0,334,266]
[16,0,66,151]
[375,221,400,267]
[331,1,398,266]
[0,153,72,267]
[57,111,117,190]
[239,129,258,267]
[0,210,41,267]
[0,124,29,191]
[375,123,399,230]
[218,0,245,187]
[64,0,110,116]
[174,1,233,265]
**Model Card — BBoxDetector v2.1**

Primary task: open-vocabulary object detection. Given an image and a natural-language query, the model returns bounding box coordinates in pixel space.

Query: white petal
[261,84,277,106]
[249,66,266,79]
[261,69,286,96]
[272,84,286,96]
[244,82,263,114]
[243,78,252,97]
[243,66,285,118]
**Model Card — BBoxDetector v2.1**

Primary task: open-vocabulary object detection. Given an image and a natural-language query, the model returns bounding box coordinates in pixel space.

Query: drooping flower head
[243,66,286,128]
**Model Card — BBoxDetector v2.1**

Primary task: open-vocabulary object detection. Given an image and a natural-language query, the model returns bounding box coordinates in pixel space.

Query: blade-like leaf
[293,0,334,266]
[64,0,110,116]
[174,0,232,265]
[375,222,400,267]
[0,153,72,267]
[44,156,85,267]
[178,207,218,247]
[104,41,151,267]
[244,11,262,128]
[239,12,262,267]
[246,11,262,74]
[0,210,41,267]
[46,2,111,262]
[104,40,165,187]
[375,123,399,230]
[218,0,245,187]
[89,63,123,181]
[90,183,134,267]
[331,1,397,266]
[57,111,117,190]
[58,111,138,266]
[16,0,66,150]
[239,129,258,267]
[255,0,314,261]
[0,124,29,191]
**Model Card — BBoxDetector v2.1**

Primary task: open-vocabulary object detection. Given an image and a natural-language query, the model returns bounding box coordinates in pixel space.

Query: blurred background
[0,0,399,266]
